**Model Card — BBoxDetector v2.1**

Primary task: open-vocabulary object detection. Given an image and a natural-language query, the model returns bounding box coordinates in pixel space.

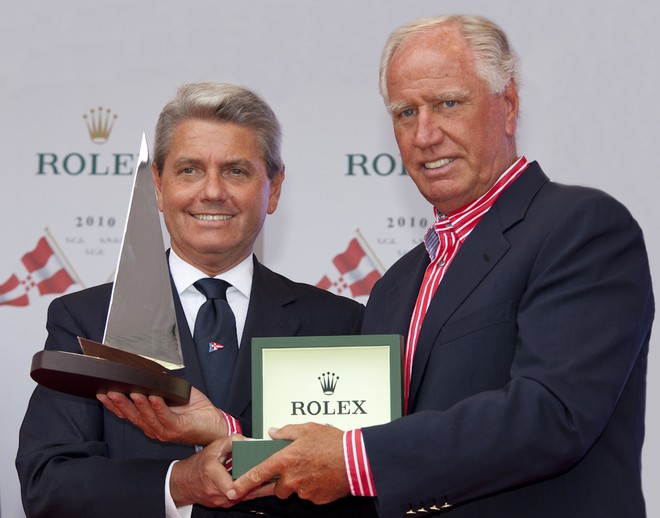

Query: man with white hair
[230,15,654,517]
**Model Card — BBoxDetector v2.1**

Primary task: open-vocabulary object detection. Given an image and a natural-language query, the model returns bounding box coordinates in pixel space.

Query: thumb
[268,423,307,441]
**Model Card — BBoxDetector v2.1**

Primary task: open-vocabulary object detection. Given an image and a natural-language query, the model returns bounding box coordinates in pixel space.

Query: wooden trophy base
[30,339,190,406]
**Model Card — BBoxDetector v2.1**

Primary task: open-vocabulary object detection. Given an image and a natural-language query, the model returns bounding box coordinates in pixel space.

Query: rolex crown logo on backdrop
[83,106,117,144]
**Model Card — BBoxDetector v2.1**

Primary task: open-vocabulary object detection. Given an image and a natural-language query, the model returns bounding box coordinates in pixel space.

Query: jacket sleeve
[16,291,173,518]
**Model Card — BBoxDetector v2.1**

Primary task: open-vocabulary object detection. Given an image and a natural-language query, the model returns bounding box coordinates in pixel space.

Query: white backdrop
[1,1,658,516]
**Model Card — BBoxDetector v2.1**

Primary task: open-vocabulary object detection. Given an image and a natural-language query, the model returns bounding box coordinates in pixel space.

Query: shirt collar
[168,250,253,300]
[423,156,529,260]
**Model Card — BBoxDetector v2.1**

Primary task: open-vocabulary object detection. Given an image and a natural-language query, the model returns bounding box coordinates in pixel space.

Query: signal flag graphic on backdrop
[316,233,384,300]
[0,235,76,307]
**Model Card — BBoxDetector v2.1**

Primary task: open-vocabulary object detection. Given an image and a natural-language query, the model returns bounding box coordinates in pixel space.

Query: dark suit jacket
[361,162,654,517]
[17,257,377,517]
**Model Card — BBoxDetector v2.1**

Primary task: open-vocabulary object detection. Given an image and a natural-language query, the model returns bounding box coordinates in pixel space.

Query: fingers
[231,424,320,501]
[227,455,282,501]
[210,434,239,457]
[96,392,127,419]
[130,393,171,438]
[272,480,296,500]
[230,423,349,505]
[99,387,230,446]
[267,423,306,441]
[98,391,170,441]
[170,437,238,508]
[241,481,277,501]
[146,394,170,416]
[98,391,144,423]
[136,394,178,428]
[228,434,246,445]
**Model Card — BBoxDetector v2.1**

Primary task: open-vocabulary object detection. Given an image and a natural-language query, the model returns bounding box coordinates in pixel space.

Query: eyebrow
[171,157,256,169]
[386,101,412,115]
[171,157,203,168]
[386,88,471,115]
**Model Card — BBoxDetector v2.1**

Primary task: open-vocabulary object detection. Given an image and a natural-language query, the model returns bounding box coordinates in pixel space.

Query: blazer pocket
[439,301,517,344]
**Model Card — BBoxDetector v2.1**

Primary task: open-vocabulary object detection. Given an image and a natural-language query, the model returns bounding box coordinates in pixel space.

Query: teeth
[194,214,232,221]
[425,158,453,169]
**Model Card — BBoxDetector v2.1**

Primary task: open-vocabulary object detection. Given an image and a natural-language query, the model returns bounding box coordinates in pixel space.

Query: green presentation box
[232,334,403,478]
[231,439,292,479]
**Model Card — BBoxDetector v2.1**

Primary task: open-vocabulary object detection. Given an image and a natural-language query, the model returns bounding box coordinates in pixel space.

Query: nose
[413,110,443,148]
[201,172,228,201]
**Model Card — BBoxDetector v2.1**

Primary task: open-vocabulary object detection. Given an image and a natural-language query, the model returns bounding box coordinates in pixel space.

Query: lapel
[223,257,303,418]
[380,245,429,337]
[407,162,549,409]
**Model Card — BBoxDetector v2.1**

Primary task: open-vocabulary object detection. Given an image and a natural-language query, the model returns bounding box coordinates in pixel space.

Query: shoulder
[497,162,636,229]
[540,180,628,208]
[495,163,641,243]
[47,283,113,320]
[516,162,635,221]
[40,283,114,351]
[530,181,640,239]
[504,175,651,290]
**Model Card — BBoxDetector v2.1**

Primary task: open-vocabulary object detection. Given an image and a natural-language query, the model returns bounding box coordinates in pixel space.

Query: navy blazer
[17,257,377,517]
[361,162,654,517]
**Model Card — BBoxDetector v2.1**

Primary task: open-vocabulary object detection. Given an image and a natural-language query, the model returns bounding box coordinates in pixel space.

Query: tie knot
[194,278,231,300]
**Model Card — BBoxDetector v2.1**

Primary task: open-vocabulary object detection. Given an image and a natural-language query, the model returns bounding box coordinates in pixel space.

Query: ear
[152,162,164,212]
[267,166,285,215]
[503,80,519,137]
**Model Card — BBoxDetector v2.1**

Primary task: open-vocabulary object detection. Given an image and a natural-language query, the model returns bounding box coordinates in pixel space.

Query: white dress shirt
[165,250,254,518]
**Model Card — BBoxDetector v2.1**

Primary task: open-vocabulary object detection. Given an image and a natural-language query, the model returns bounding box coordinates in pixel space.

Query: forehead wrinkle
[432,88,471,101]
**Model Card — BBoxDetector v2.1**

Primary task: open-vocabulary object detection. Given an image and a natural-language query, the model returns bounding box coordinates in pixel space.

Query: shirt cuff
[220,410,241,473]
[221,410,241,436]
[165,460,193,518]
[343,429,377,497]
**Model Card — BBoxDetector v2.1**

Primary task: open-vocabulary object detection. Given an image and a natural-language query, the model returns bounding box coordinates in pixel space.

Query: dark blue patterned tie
[193,278,238,407]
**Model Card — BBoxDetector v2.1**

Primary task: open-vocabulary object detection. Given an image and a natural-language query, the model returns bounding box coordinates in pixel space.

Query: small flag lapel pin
[209,342,224,352]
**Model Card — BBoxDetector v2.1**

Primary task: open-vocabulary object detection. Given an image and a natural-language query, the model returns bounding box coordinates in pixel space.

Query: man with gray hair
[230,15,654,517]
[17,82,376,517]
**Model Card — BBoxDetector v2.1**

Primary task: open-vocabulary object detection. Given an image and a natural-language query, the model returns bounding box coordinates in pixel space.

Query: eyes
[180,166,248,179]
[396,100,459,120]
[400,108,416,118]
[227,168,247,178]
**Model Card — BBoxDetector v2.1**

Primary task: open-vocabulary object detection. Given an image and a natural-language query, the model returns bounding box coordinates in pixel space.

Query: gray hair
[153,82,283,178]
[379,15,520,103]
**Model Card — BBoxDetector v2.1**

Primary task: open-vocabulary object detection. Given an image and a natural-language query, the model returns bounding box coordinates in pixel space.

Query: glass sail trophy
[30,134,191,405]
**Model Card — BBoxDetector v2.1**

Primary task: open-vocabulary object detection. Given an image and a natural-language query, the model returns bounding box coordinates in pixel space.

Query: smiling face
[386,22,519,214]
[153,119,284,276]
